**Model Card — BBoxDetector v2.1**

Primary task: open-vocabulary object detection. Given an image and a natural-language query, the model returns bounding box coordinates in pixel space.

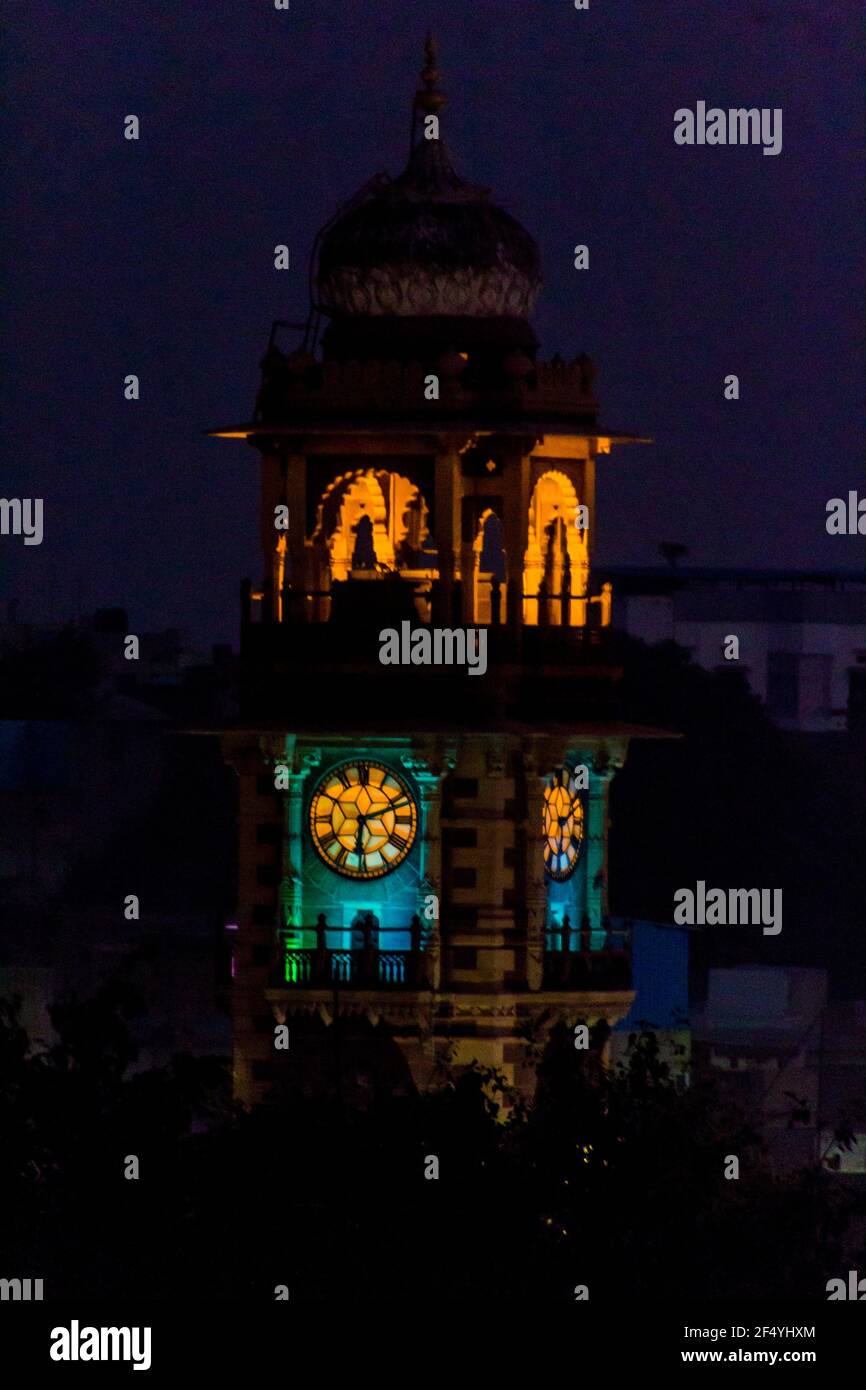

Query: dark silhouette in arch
[351,513,376,570]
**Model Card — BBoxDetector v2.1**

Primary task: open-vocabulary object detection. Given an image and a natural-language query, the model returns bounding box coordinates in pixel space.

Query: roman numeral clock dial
[309,761,419,879]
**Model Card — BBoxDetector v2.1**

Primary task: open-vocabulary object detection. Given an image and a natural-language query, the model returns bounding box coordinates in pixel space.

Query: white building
[693,965,866,1174]
[606,567,866,732]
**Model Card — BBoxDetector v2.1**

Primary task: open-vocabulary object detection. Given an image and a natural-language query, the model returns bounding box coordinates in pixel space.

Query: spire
[401,35,487,202]
[414,32,447,120]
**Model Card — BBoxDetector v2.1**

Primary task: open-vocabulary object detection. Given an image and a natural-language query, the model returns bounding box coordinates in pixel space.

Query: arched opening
[305,469,434,622]
[313,469,433,583]
[472,510,506,625]
[524,470,589,626]
[316,470,394,582]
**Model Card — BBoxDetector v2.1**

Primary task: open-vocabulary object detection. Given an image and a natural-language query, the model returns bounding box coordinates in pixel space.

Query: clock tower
[213,39,649,1106]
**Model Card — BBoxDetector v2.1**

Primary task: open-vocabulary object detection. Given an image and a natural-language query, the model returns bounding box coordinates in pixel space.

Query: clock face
[543,767,585,880]
[309,761,418,879]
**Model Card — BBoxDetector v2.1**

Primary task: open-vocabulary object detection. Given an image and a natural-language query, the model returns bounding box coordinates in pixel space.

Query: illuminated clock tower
[213,39,648,1106]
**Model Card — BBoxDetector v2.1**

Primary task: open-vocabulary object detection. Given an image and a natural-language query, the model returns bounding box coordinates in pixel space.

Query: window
[446,777,478,798]
[442,827,477,849]
[451,867,477,889]
[452,947,478,969]
[767,652,832,725]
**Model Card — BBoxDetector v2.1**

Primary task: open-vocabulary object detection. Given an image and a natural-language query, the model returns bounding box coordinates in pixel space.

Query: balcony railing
[271,919,632,992]
[542,920,631,990]
[541,949,630,991]
[280,945,430,989]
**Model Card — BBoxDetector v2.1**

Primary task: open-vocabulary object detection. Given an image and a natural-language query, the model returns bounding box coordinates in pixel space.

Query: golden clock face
[543,768,585,880]
[309,761,418,879]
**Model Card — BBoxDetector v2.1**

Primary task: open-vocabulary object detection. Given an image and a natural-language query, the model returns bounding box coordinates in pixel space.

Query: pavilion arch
[524,470,589,626]
[391,475,432,571]
[470,508,507,625]
[313,469,432,583]
[314,469,393,581]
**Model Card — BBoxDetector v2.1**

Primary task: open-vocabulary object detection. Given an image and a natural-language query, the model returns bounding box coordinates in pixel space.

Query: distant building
[605,567,866,732]
[0,612,234,1065]
[693,966,866,1173]
[0,912,229,1070]
[0,607,236,723]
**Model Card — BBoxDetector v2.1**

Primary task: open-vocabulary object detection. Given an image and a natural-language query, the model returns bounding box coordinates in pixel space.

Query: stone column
[584,451,597,564]
[433,442,463,626]
[599,580,613,627]
[260,451,282,586]
[402,750,455,990]
[283,449,308,622]
[585,751,620,947]
[523,746,549,991]
[280,745,321,943]
[502,448,532,640]
[460,537,476,624]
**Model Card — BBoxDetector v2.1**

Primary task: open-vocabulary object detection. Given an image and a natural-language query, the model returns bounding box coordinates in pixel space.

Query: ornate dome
[315,38,542,328]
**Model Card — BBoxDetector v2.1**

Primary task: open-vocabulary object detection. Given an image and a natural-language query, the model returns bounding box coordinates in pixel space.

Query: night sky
[4,0,862,649]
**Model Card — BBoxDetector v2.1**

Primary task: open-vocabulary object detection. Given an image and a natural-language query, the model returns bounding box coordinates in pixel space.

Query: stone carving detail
[587,747,624,779]
[255,354,597,424]
[400,751,457,780]
[453,1002,518,1020]
[318,265,539,320]
[526,923,545,991]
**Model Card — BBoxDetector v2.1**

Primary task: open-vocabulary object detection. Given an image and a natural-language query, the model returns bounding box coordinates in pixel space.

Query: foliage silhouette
[1,988,862,1301]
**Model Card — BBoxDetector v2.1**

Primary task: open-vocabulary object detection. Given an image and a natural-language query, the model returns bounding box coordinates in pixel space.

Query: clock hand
[354,815,366,858]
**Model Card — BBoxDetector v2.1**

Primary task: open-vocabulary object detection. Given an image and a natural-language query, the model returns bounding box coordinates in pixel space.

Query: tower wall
[224,728,632,1107]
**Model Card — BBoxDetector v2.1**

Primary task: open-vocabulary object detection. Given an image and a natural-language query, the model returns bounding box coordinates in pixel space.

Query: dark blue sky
[4,0,862,647]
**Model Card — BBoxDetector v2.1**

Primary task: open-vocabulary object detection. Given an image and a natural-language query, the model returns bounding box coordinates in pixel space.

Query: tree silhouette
[0,986,862,1301]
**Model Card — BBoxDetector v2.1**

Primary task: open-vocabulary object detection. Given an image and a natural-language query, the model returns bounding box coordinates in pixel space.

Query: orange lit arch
[314,469,393,580]
[524,470,589,625]
[314,469,432,583]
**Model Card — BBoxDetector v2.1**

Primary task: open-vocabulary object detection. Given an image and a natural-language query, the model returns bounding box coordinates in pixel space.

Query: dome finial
[414,32,447,117]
